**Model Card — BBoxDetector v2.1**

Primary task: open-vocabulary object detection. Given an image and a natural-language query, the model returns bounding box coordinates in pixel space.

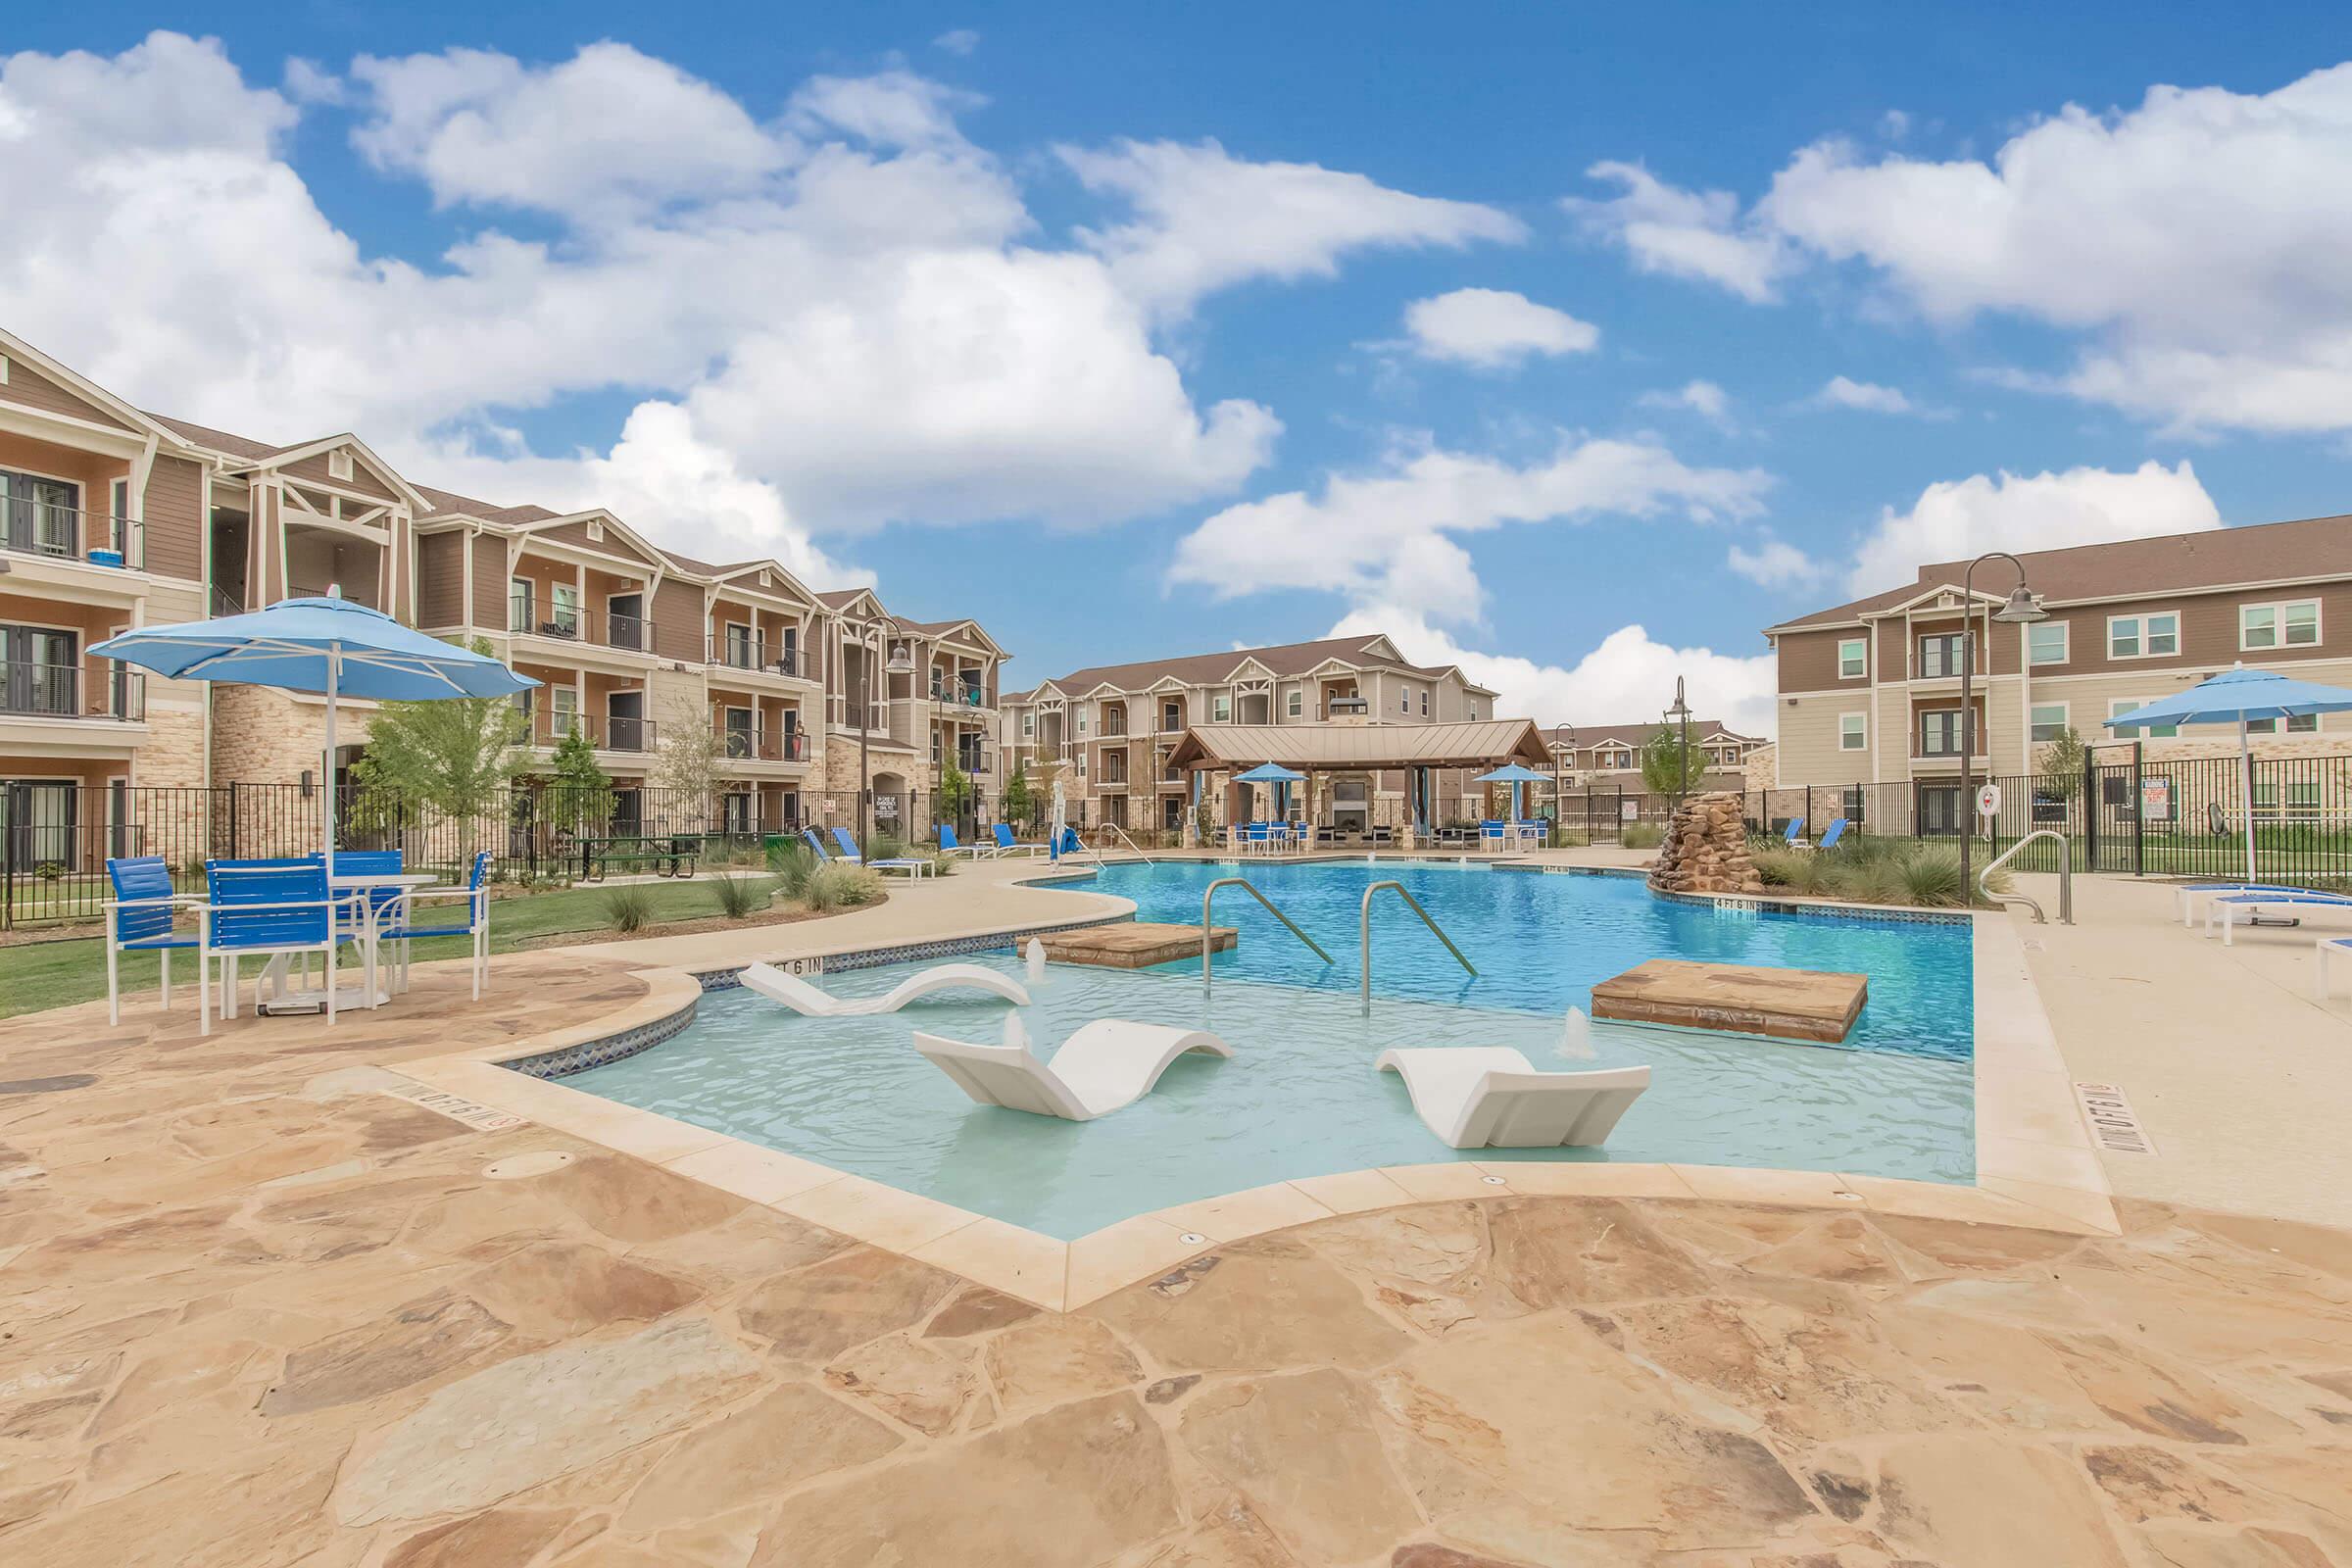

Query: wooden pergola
[1162,719,1552,845]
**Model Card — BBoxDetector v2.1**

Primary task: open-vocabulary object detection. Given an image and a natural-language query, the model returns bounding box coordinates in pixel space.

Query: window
[2241,600,2320,651]
[549,582,579,634]
[2028,620,2069,666]
[1839,713,1867,752]
[1917,633,1965,679]
[724,622,753,668]
[1213,694,1231,721]
[1287,689,1301,718]
[1021,712,1034,737]
[2109,698,2177,739]
[1420,690,1429,716]
[1838,637,1867,679]
[2246,714,2321,735]
[1919,710,1966,757]
[1,468,79,557]
[1076,751,1087,778]
[2030,704,2069,743]
[551,686,579,735]
[508,576,531,631]
[1163,700,1182,731]
[1075,708,1088,736]
[586,519,605,542]
[2109,612,2179,659]
[327,450,353,481]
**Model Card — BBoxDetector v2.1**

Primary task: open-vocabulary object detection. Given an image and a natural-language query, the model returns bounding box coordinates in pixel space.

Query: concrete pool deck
[5,858,2349,1563]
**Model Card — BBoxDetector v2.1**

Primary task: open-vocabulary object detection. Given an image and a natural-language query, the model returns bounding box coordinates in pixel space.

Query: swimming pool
[562,862,1975,1239]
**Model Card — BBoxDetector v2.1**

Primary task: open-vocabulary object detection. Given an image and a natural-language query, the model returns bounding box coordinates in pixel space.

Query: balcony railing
[929,678,992,710]
[1,500,141,568]
[719,723,809,762]
[507,593,656,653]
[526,710,656,753]
[707,634,801,679]
[1325,696,1368,717]
[2,662,145,721]
[836,702,888,730]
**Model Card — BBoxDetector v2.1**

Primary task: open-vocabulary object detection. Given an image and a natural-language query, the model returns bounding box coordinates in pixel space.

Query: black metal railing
[507,591,657,653]
[1,662,144,721]
[718,724,808,761]
[525,710,656,753]
[707,633,801,678]
[1,498,141,567]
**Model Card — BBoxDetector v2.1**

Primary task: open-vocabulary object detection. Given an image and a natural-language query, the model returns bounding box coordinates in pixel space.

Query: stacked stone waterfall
[1647,791,1764,896]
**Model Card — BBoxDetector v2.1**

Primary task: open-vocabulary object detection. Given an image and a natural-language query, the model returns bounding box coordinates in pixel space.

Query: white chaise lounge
[1376,1047,1650,1150]
[913,1020,1233,1120]
[740,960,1031,1016]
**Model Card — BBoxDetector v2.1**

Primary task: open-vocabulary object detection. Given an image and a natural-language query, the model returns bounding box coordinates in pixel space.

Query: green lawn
[0,877,776,1019]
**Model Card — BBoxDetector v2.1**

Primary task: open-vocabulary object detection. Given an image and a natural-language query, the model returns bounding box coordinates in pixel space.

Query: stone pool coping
[389,880,2115,1313]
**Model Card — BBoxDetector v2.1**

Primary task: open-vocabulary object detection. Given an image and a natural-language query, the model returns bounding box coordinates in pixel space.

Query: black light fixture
[1958,553,2046,893]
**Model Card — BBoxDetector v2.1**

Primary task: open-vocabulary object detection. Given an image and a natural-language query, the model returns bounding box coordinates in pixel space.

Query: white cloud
[1170,436,1771,624]
[281,57,345,106]
[1726,534,1825,589]
[1812,374,1916,415]
[1062,137,1524,314]
[933,29,981,55]
[1400,287,1597,369]
[1565,161,1794,304]
[1844,460,2220,597]
[787,69,981,150]
[1338,609,1780,739]
[1637,379,1733,425]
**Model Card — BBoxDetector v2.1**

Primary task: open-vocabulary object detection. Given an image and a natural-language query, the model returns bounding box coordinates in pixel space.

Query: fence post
[2,785,14,932]
[2131,742,2145,877]
[1804,786,1814,842]
[2082,749,2097,871]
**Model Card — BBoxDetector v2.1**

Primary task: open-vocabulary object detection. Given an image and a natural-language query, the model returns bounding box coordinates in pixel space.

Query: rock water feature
[1647,791,1764,896]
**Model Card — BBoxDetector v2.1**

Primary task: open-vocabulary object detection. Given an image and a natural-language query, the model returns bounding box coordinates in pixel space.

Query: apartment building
[1766,513,2352,830]
[1545,718,1762,791]
[999,633,1498,834]
[0,325,1004,862]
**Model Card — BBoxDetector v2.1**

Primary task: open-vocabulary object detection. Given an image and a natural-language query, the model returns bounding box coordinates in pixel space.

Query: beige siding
[277,446,399,504]
[140,455,204,582]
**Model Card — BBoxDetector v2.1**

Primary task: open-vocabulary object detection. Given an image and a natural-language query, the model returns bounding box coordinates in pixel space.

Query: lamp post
[1663,677,1693,816]
[1957,553,2046,897]
[1552,721,1573,846]
[855,614,909,862]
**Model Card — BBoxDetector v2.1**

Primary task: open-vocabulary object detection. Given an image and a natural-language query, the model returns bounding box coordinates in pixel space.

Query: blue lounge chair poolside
[2176,881,2317,928]
[1781,817,1807,847]
[105,856,201,1026]
[992,823,1047,857]
[937,824,992,858]
[830,824,933,878]
[2204,890,2352,946]
[1794,817,1849,853]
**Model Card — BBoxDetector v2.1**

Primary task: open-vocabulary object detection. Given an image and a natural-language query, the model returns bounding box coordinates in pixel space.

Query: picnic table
[579,834,702,882]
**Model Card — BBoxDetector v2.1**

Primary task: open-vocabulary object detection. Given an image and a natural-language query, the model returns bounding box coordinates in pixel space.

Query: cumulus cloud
[1811,374,1917,415]
[1336,608,1780,739]
[1726,534,1825,589]
[1843,460,2220,597]
[1062,137,1524,315]
[933,28,981,55]
[1637,379,1733,425]
[1400,287,1597,369]
[1170,436,1771,624]
[1565,161,1794,303]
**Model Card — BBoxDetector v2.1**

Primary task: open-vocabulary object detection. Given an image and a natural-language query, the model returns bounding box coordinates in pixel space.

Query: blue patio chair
[105,856,201,1026]
[830,823,930,877]
[374,851,493,999]
[2204,889,2352,947]
[803,827,834,861]
[1781,817,1807,847]
[938,823,990,858]
[1794,817,1849,853]
[992,823,1046,858]
[199,859,354,1035]
[828,825,866,863]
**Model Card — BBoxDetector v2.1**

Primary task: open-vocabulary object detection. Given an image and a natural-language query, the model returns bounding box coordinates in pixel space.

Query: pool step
[1044,922,1237,969]
[1592,958,1867,1044]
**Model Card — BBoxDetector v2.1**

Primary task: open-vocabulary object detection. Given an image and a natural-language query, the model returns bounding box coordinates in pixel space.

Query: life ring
[2207,800,2228,836]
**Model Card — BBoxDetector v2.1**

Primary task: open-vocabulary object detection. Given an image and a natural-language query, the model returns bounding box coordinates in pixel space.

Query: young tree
[546,726,614,837]
[1003,762,1033,831]
[347,639,526,862]
[935,755,976,834]
[2036,724,2089,810]
[655,718,726,833]
[1640,723,1707,808]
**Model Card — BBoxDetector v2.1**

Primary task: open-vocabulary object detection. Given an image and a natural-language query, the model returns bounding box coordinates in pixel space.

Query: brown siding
[2024,583,2352,677]
[470,533,507,629]
[277,446,398,504]
[533,516,666,570]
[652,578,704,663]
[0,359,133,431]
[1776,627,1866,692]
[0,431,128,555]
[139,455,204,582]
[416,532,464,626]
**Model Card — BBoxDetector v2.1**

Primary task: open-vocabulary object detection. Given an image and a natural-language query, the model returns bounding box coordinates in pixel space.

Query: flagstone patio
[4,950,2350,1565]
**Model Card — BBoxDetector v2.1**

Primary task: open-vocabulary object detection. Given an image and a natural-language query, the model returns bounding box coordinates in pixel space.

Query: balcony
[929,677,993,711]
[508,594,656,654]
[707,633,804,680]
[2,499,141,570]
[2,663,145,722]
[526,711,656,754]
[719,723,810,763]
[1324,696,1369,718]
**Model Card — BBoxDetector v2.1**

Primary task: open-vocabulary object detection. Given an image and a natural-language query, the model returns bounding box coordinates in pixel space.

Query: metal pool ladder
[1201,877,1333,991]
[1978,829,2073,925]
[1360,879,1475,1012]
[1101,822,1156,864]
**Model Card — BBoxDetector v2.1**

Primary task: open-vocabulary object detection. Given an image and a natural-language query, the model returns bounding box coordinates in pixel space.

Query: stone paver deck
[5,940,2351,1564]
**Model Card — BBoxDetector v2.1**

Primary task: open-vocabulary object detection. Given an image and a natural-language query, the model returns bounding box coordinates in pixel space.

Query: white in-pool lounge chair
[740,960,1031,1015]
[912,1019,1233,1120]
[1376,1047,1650,1149]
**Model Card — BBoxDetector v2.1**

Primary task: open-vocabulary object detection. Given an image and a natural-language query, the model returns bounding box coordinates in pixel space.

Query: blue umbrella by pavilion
[1234,760,1306,821]
[2103,664,2352,882]
[93,595,537,875]
[1475,761,1551,821]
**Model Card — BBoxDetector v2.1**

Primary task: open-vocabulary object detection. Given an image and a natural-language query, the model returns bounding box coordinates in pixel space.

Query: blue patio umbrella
[1476,761,1550,820]
[1235,760,1306,819]
[93,595,536,873]
[2104,664,2352,881]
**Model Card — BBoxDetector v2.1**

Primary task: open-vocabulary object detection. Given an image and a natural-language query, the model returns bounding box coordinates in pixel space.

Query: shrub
[710,873,771,918]
[1846,857,1911,906]
[869,833,906,862]
[766,837,816,900]
[1896,846,1969,907]
[1751,847,1805,887]
[1621,822,1663,850]
[805,861,884,911]
[601,884,655,933]
[920,850,956,878]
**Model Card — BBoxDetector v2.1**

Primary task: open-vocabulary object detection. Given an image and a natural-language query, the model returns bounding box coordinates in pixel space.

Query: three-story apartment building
[1545,719,1762,791]
[1766,514,2352,830]
[0,325,1004,865]
[1000,633,1498,834]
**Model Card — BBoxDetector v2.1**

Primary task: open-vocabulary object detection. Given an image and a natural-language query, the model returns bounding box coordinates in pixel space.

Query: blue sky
[10,5,2352,730]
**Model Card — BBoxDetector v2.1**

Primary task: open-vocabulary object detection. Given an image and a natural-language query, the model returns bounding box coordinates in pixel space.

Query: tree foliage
[655,717,726,830]
[347,639,525,857]
[546,725,614,834]
[2036,724,2088,805]
[936,755,976,829]
[1003,762,1034,829]
[1640,723,1708,803]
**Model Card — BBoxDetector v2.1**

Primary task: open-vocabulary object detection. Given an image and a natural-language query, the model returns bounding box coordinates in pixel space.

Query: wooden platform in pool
[1045,922,1236,969]
[1591,958,1867,1044]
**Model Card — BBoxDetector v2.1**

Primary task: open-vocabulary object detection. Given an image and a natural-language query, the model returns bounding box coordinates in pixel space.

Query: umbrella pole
[2239,717,2255,883]
[324,649,338,878]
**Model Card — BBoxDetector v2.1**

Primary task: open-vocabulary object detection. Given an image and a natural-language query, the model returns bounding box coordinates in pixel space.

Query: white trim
[2028,700,2070,744]
[2026,618,2069,667]
[2238,596,2322,653]
[2106,609,2180,661]
[2107,696,2179,739]
[1838,711,1868,752]
[1836,635,1868,680]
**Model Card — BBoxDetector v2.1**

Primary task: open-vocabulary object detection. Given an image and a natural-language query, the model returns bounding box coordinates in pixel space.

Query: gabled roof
[1032,632,1485,698]
[1166,719,1551,772]
[1767,512,2352,633]
[1547,718,1755,750]
[0,328,207,452]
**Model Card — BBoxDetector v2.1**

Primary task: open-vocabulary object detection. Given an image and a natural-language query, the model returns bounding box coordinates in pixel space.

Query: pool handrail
[1201,876,1334,991]
[1360,878,1475,1013]
[1977,828,2072,925]
[1100,821,1157,864]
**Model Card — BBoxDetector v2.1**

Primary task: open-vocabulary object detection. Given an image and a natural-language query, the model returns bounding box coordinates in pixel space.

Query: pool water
[564,865,1976,1239]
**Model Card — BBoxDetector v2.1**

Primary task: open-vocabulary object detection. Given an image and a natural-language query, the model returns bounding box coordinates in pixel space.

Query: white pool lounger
[741,960,1031,1016]
[913,1020,1234,1121]
[1377,1047,1650,1150]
